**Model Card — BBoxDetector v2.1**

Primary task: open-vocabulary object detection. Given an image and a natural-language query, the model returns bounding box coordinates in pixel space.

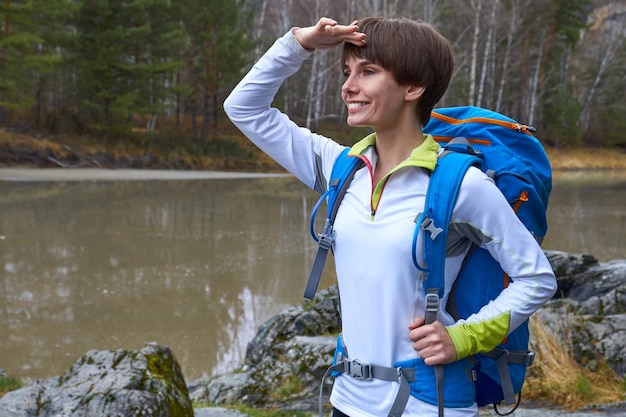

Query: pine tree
[72,0,183,134]
[180,0,252,139]
[0,0,72,126]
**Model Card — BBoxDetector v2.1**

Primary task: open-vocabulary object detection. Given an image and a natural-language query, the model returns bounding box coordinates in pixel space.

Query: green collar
[347,133,440,219]
[348,133,440,171]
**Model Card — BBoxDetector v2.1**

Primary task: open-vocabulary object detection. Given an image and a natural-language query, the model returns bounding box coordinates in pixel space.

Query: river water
[0,168,625,383]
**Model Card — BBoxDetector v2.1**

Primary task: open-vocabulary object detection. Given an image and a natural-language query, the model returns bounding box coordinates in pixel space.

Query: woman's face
[341,56,413,131]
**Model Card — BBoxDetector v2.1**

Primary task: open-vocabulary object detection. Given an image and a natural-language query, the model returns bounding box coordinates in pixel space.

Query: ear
[405,85,425,102]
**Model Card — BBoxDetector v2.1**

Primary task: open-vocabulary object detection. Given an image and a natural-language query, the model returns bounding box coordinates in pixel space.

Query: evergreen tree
[180,0,252,139]
[0,0,72,126]
[72,0,183,134]
[538,0,591,145]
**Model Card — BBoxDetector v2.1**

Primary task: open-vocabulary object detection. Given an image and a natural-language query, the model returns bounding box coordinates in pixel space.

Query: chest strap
[318,358,417,417]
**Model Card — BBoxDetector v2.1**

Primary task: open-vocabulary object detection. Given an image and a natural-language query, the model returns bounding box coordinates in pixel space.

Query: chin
[346,118,367,128]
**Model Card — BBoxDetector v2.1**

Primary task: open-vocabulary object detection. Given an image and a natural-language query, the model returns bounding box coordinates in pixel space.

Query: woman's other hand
[408,317,458,365]
[294,17,366,51]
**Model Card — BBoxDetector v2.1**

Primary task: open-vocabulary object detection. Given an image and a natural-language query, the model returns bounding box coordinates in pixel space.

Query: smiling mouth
[347,102,368,110]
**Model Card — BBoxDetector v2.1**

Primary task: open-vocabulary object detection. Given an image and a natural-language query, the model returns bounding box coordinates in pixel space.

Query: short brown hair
[342,17,454,126]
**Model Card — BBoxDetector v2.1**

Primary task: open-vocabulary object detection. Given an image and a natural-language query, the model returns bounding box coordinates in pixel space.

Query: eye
[362,68,376,76]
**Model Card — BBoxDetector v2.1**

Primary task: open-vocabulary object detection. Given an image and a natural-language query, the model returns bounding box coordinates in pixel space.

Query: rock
[3,251,624,416]
[190,286,341,410]
[0,342,193,417]
[545,250,598,279]
[190,251,626,413]
[244,286,341,368]
[540,251,626,375]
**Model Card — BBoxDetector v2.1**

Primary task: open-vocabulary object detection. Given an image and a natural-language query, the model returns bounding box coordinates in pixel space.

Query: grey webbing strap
[424,289,440,325]
[493,353,516,405]
[305,159,363,300]
[318,360,416,417]
[434,366,445,416]
[481,349,535,366]
[425,289,445,417]
[305,220,334,300]
[481,349,535,405]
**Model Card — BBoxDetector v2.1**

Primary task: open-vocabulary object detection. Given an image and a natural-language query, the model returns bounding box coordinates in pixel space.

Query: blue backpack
[307,106,552,415]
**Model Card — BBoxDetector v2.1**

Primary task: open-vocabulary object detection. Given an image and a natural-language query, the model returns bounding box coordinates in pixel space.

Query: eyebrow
[343,59,376,71]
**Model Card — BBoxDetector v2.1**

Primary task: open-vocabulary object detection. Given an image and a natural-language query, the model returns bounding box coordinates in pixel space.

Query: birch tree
[495,0,527,112]
[468,0,482,105]
[579,19,624,136]
[476,0,499,108]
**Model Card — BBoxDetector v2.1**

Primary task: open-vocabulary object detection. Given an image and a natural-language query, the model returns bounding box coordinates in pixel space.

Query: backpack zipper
[512,191,529,213]
[430,112,536,134]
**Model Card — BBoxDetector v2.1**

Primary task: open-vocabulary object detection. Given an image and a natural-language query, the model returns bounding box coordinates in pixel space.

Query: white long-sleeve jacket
[224,30,557,417]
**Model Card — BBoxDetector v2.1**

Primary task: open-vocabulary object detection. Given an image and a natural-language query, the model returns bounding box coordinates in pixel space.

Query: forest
[1,0,625,150]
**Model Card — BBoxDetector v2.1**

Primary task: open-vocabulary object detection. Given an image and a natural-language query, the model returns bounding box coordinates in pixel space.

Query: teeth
[348,102,367,109]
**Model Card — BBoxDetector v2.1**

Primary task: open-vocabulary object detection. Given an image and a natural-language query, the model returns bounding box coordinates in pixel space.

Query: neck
[374,123,424,167]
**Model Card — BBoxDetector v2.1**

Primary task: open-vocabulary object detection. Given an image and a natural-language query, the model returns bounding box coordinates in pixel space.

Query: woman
[224,17,556,417]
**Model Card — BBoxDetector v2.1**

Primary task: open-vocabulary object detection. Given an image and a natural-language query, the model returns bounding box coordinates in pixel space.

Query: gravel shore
[479,402,626,416]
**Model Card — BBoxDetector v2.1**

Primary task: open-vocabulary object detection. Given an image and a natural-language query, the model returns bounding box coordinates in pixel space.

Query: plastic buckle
[396,367,404,383]
[525,351,536,367]
[425,292,440,313]
[345,359,372,380]
[318,233,334,250]
[420,216,443,240]
[318,220,335,250]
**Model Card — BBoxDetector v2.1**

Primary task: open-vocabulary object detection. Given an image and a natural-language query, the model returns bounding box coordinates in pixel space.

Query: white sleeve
[223,29,344,190]
[452,167,557,333]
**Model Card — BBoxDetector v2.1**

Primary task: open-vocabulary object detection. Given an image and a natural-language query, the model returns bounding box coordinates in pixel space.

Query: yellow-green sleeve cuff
[446,311,511,360]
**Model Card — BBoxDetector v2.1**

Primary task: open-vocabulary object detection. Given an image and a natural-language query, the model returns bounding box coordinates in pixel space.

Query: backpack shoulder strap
[418,138,482,417]
[419,138,482,319]
[304,148,364,300]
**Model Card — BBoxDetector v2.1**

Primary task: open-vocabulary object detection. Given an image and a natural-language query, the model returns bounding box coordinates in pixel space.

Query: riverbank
[2,127,626,171]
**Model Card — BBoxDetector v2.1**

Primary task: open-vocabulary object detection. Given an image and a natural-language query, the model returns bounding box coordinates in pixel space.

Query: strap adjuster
[317,219,335,250]
[345,359,372,380]
[524,351,535,367]
[425,292,440,313]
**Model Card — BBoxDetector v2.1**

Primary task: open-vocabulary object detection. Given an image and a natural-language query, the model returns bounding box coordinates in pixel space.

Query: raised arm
[223,18,365,189]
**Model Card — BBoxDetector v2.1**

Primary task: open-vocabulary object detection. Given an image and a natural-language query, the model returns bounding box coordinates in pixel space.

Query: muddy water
[0,169,624,383]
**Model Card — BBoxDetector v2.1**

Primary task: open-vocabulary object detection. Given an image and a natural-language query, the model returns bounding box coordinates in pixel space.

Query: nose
[342,74,357,96]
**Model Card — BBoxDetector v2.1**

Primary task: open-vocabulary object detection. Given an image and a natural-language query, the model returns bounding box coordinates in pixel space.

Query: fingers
[324,21,366,46]
[408,316,425,330]
[294,18,365,51]
[408,319,457,365]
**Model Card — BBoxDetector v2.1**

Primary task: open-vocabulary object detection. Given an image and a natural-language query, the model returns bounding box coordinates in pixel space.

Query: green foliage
[0,0,624,149]
[555,0,592,45]
[572,374,596,401]
[0,0,73,113]
[586,103,626,147]
[72,0,185,134]
[542,87,583,147]
[0,374,22,397]
[273,374,303,399]
[180,0,253,139]
[218,403,312,417]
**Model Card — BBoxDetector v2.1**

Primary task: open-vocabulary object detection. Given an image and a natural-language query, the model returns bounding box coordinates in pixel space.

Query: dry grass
[0,129,73,156]
[2,127,626,171]
[546,146,626,170]
[525,316,625,410]
[0,127,285,170]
